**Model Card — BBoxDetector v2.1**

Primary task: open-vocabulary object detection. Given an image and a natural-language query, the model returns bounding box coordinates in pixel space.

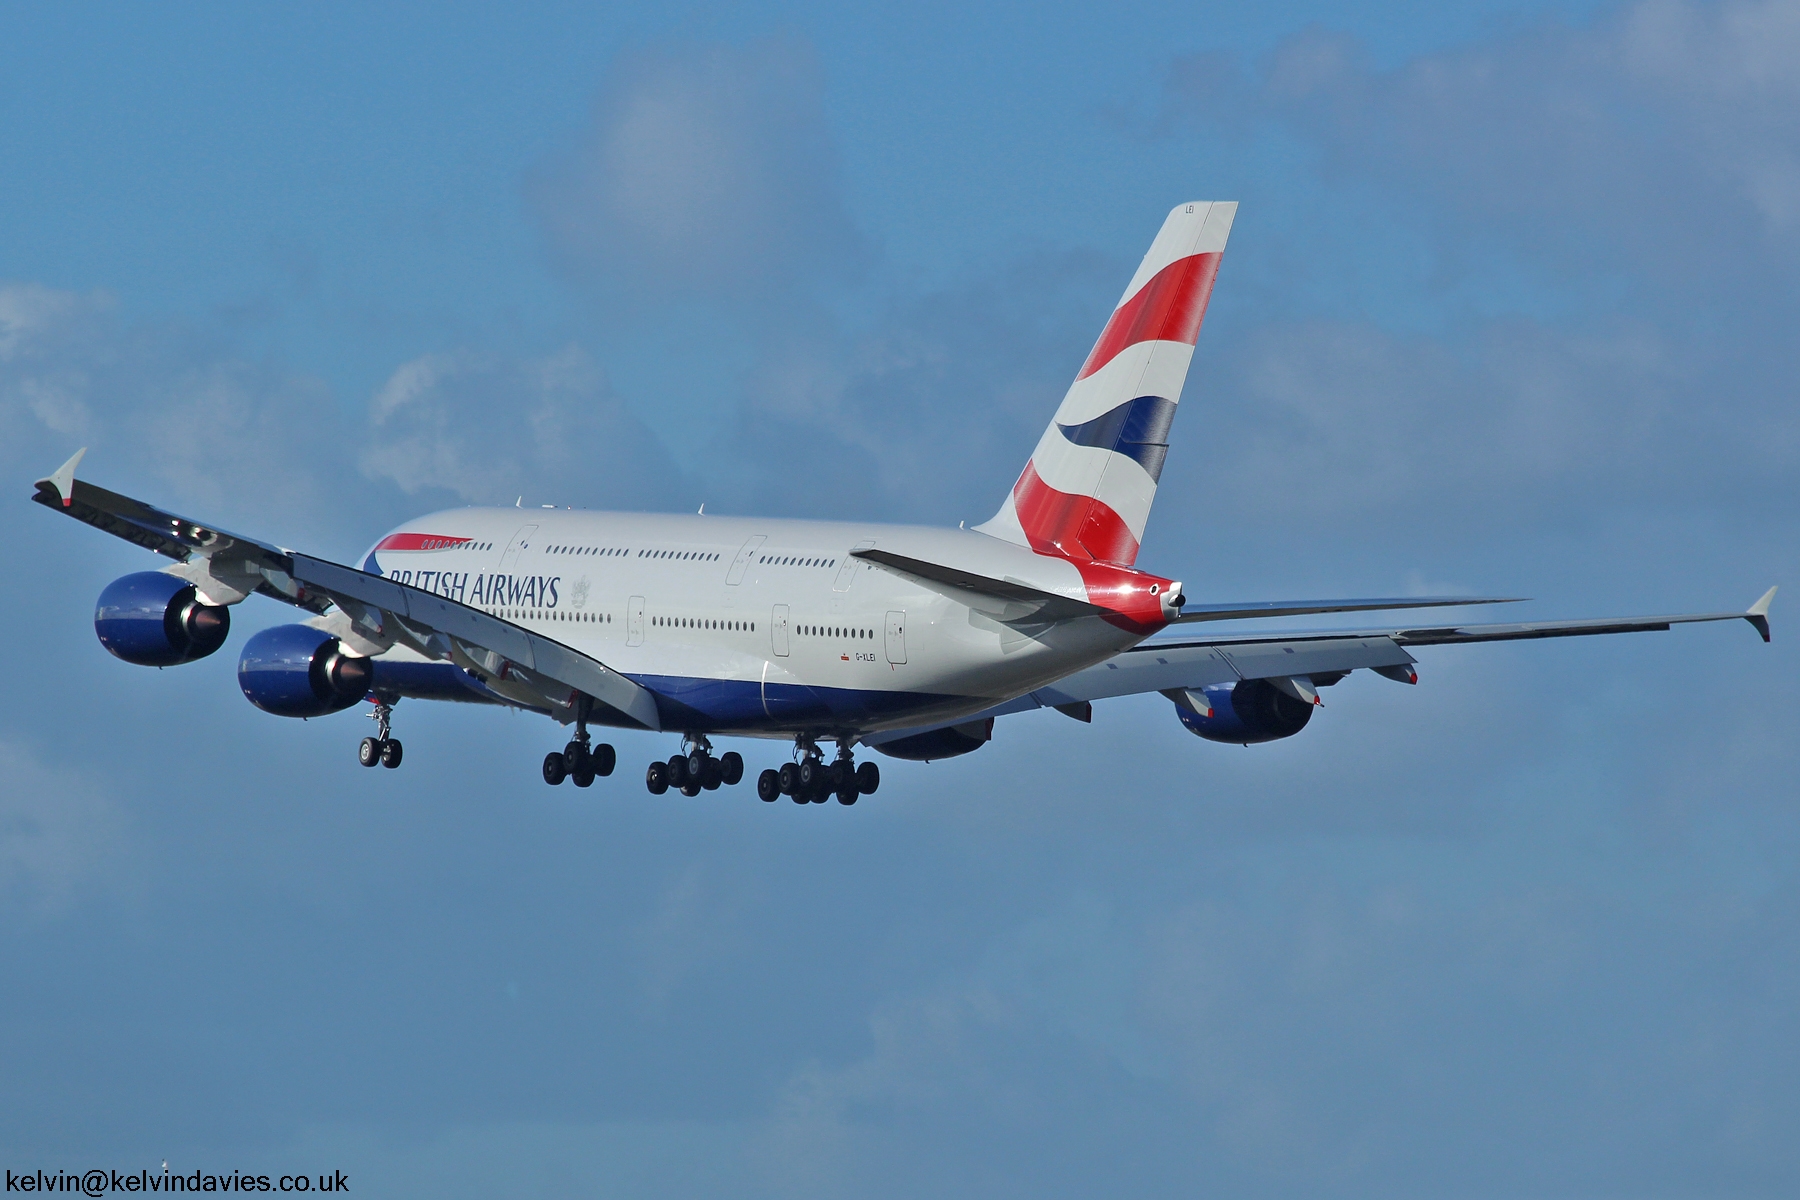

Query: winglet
[1746,586,1777,643]
[38,447,87,507]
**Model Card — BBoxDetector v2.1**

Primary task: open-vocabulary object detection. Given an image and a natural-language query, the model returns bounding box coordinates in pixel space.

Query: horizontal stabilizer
[851,548,1105,622]
[1174,596,1521,623]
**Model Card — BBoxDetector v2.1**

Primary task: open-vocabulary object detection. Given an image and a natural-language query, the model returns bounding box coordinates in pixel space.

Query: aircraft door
[726,535,766,585]
[771,604,790,657]
[885,610,907,664]
[627,596,645,647]
[499,524,538,571]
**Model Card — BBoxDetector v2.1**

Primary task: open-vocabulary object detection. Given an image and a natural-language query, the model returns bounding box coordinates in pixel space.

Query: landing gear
[359,701,403,769]
[542,703,615,787]
[773,738,872,805]
[648,736,745,796]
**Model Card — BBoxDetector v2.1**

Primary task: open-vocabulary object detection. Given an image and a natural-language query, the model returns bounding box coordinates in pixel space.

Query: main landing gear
[542,706,617,787]
[756,738,879,805]
[359,700,403,769]
[645,736,744,797]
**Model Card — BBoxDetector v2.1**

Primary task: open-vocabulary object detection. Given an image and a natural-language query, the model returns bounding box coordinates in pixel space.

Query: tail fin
[976,201,1235,564]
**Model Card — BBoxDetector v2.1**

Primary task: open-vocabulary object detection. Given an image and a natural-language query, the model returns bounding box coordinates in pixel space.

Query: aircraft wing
[32,450,663,730]
[865,591,1777,743]
[1036,595,1774,709]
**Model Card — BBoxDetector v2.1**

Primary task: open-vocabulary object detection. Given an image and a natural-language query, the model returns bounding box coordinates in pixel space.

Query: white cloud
[528,39,867,299]
[361,344,680,509]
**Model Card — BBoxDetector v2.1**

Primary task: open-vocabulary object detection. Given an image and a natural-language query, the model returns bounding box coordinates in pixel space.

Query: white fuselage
[362,508,1150,737]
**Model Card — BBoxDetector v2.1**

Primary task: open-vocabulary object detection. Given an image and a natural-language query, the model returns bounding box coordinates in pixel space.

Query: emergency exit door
[771,604,790,657]
[884,610,907,664]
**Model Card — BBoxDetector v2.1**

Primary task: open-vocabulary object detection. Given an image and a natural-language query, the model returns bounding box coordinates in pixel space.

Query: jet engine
[872,718,993,762]
[237,624,373,718]
[1174,678,1314,745]
[94,571,232,666]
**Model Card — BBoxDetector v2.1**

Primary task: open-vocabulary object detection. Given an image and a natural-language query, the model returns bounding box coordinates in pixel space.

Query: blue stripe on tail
[1056,395,1177,481]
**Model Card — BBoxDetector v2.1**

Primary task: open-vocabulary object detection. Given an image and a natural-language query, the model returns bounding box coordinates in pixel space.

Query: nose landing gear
[359,700,403,769]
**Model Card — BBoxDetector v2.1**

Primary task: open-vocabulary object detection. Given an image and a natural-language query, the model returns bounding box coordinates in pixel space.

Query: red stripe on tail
[1012,462,1142,566]
[1075,252,1221,382]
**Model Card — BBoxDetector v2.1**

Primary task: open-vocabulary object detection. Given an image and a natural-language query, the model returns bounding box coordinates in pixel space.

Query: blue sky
[2,2,1796,1196]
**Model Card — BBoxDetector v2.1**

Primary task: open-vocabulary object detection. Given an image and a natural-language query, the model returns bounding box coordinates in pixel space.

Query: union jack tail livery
[977,201,1236,565]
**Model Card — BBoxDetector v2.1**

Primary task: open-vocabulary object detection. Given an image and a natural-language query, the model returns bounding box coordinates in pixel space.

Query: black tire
[798,757,820,789]
[837,785,859,805]
[572,766,595,788]
[756,769,780,802]
[778,763,799,796]
[591,743,616,777]
[564,741,587,775]
[720,751,744,786]
[791,788,810,805]
[666,755,689,788]
[687,749,708,780]
[544,751,567,786]
[645,761,668,795]
[359,737,381,768]
[856,761,880,794]
[381,739,403,769]
[681,781,702,797]
[810,786,829,804]
[701,760,723,790]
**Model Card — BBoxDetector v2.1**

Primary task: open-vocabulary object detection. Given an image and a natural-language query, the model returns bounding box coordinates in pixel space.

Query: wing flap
[1174,596,1520,623]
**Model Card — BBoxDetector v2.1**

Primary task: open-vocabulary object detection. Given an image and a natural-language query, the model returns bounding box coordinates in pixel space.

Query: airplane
[34,201,1776,805]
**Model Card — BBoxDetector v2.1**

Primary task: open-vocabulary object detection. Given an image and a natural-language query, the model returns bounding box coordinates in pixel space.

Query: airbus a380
[36,202,1776,804]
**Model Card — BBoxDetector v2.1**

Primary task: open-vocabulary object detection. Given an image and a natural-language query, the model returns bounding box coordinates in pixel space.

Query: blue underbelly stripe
[626,672,968,732]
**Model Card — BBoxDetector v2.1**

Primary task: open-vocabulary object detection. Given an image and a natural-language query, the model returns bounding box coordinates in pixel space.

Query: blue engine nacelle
[872,718,993,762]
[1175,678,1314,745]
[95,571,232,666]
[237,624,374,718]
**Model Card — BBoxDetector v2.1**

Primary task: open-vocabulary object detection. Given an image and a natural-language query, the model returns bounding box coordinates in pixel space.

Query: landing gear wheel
[687,749,708,780]
[380,739,403,769]
[646,761,668,795]
[856,761,880,794]
[778,763,800,796]
[359,737,382,768]
[701,759,723,790]
[543,752,567,785]
[564,741,588,775]
[591,743,616,777]
[720,752,744,786]
[836,784,859,805]
[666,755,690,789]
[757,769,780,802]
[681,781,702,797]
[571,764,595,787]
[792,789,810,805]
[798,758,821,789]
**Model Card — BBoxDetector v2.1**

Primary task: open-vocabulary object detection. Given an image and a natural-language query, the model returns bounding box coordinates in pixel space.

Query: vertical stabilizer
[975,202,1235,564]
